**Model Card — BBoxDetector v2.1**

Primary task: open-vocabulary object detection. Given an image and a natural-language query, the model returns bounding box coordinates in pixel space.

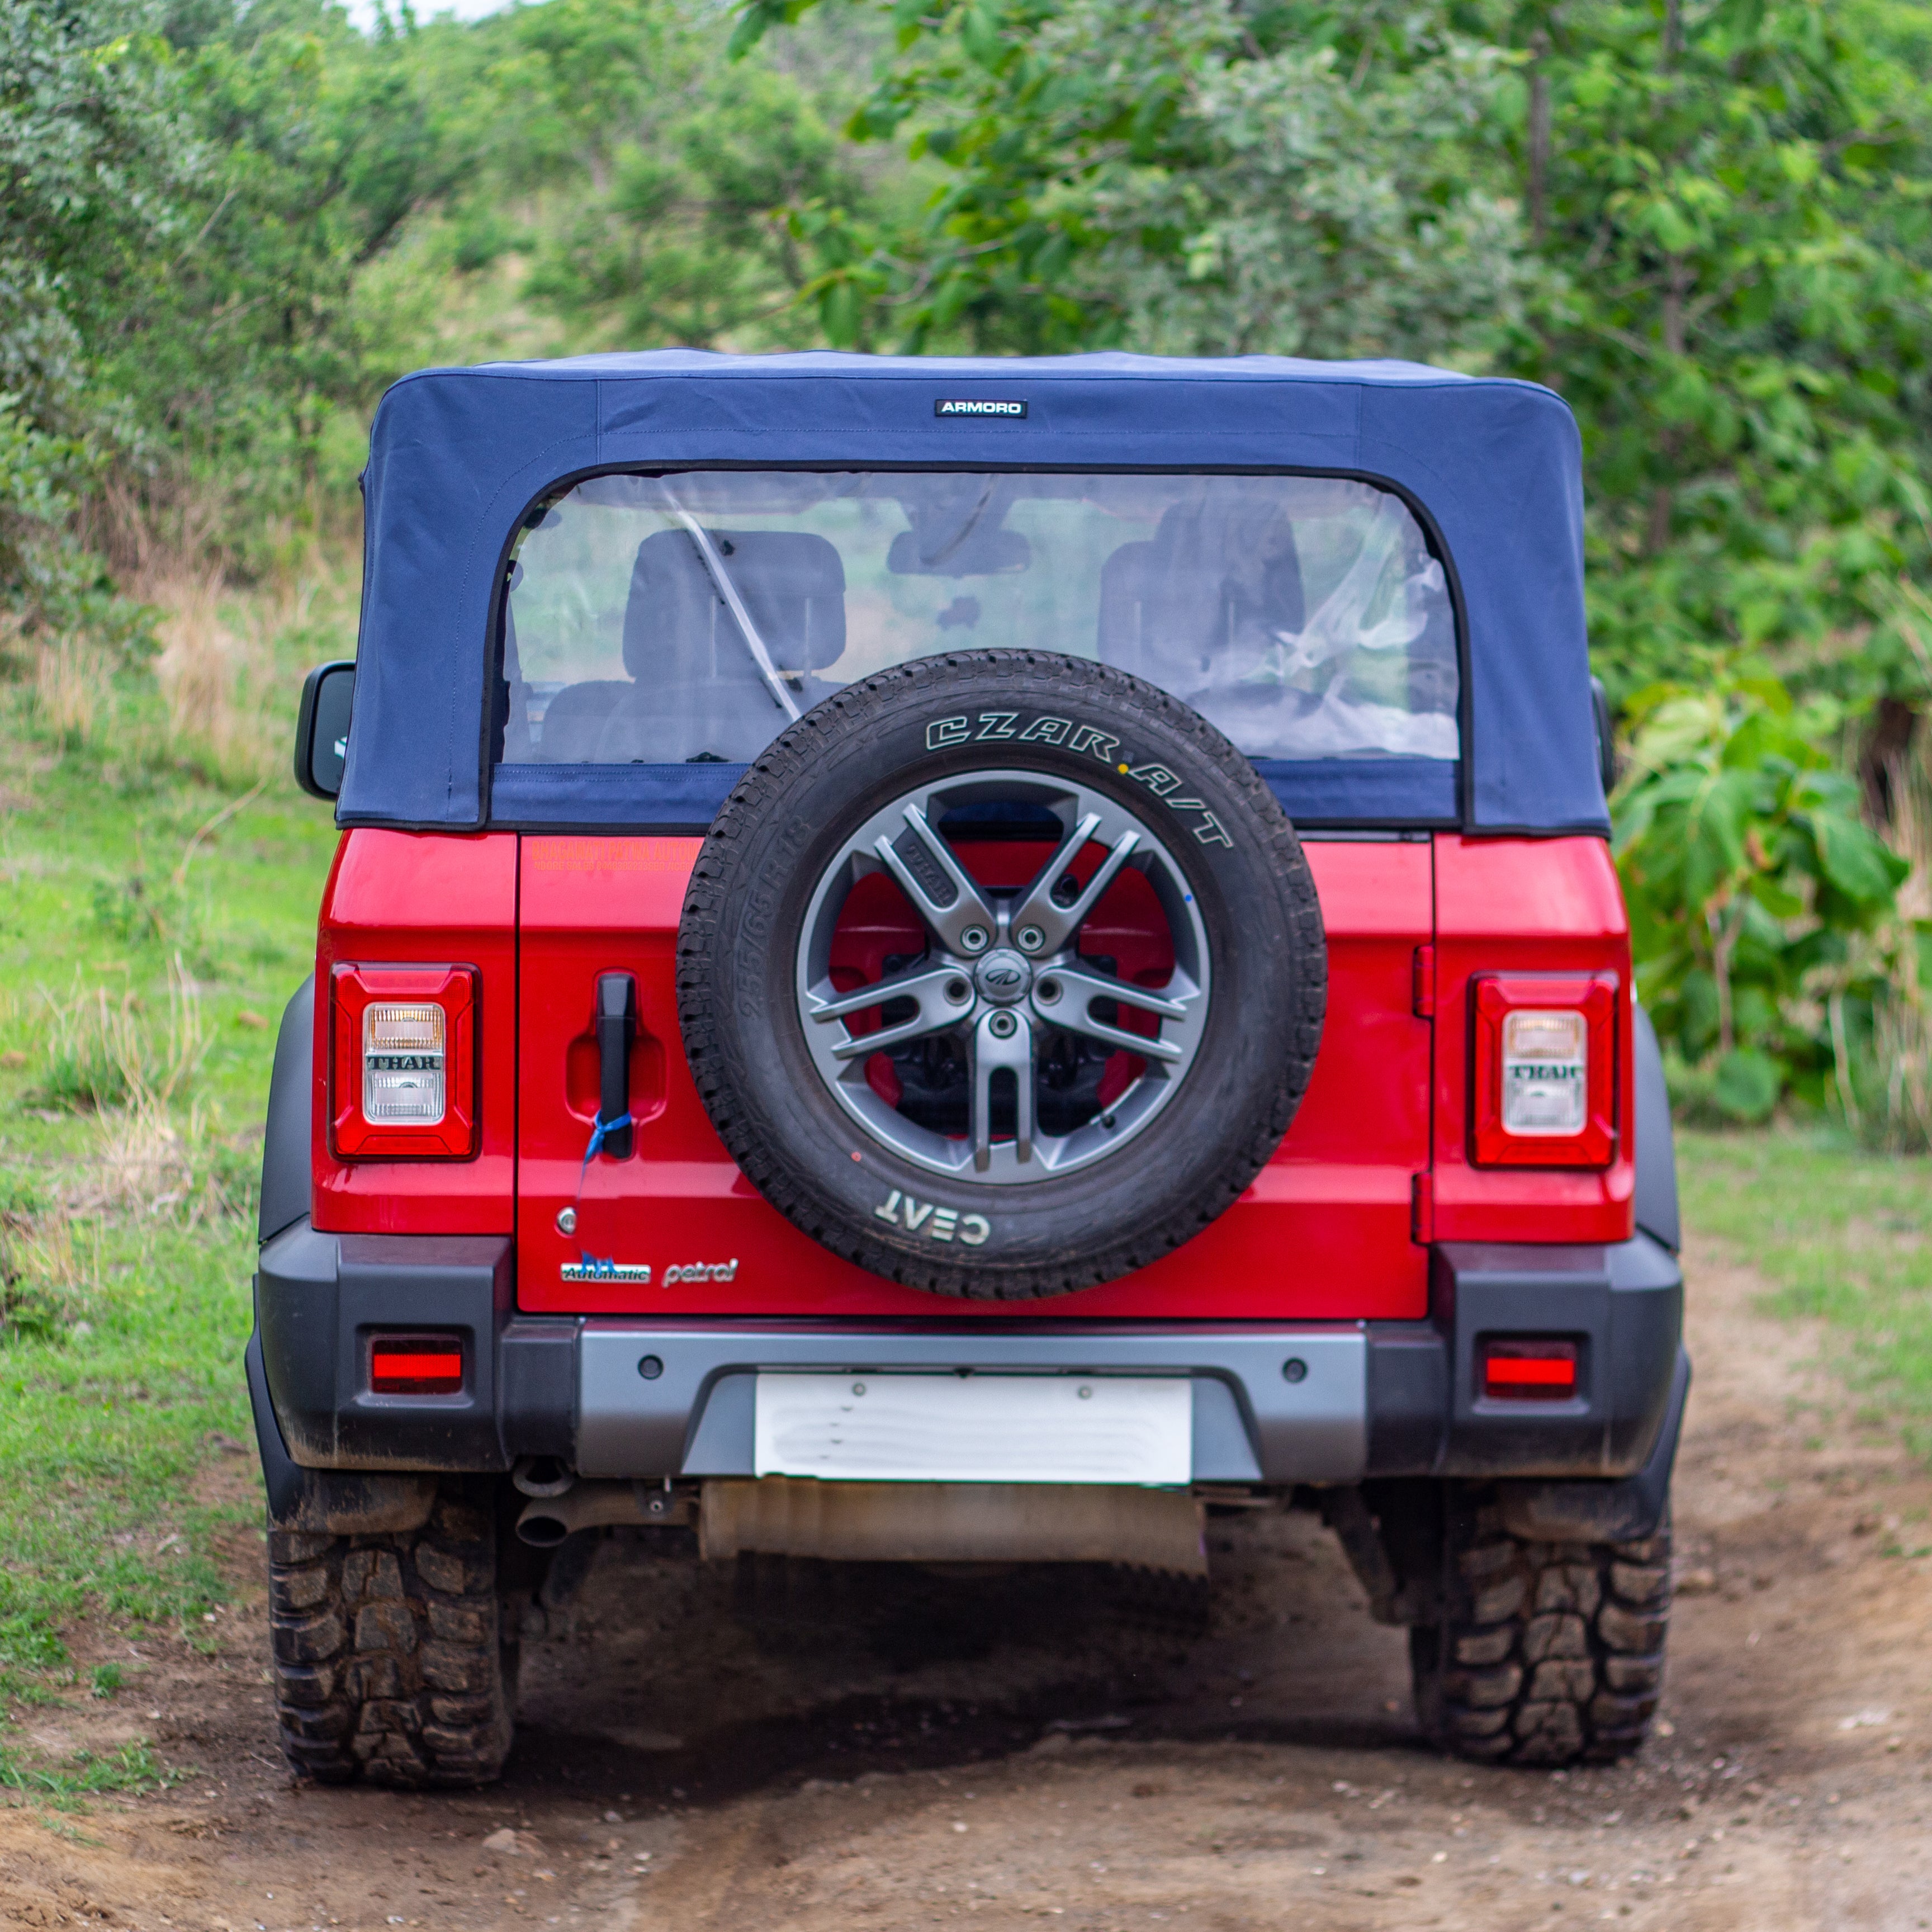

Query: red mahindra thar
[253,351,1686,1785]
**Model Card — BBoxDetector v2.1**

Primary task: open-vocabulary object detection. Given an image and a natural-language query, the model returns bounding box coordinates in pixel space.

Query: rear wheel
[1409,1485,1673,1766]
[267,1478,517,1787]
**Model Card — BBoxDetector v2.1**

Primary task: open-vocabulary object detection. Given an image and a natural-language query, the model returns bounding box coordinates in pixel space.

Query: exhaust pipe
[515,1480,690,1547]
[698,1478,1206,1575]
[512,1455,576,1498]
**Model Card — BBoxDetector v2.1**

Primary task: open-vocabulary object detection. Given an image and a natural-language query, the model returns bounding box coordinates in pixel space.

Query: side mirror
[295,660,356,800]
[1590,675,1617,799]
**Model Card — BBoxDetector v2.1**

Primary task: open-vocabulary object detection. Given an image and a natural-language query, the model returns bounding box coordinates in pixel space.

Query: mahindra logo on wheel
[983,966,1023,991]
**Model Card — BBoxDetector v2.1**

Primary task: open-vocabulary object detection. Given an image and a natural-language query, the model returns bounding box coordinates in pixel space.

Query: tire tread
[266,1479,513,1787]
[1412,1491,1672,1768]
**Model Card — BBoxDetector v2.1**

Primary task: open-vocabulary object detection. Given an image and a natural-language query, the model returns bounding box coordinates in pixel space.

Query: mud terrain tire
[1410,1486,1672,1767]
[676,650,1326,1299]
[267,1479,515,1786]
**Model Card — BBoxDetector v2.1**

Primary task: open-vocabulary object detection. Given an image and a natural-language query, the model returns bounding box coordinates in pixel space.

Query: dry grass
[145,566,285,782]
[88,1097,199,1218]
[20,962,254,1237]
[1869,995,1932,1151]
[32,638,112,748]
[0,1206,94,1341]
[1852,712,1932,1152]
[35,958,207,1119]
[106,473,343,783]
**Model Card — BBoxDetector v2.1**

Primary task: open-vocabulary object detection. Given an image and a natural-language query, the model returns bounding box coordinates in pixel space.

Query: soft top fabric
[341,349,1606,836]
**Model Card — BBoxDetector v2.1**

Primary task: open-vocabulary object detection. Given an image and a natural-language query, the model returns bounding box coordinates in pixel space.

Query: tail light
[1481,1338,1578,1401]
[1470,973,1617,1166]
[369,1334,465,1395]
[332,965,478,1158]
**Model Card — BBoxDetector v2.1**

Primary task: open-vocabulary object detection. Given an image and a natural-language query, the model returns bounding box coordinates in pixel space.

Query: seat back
[622,528,846,688]
[534,680,634,762]
[1096,503,1305,694]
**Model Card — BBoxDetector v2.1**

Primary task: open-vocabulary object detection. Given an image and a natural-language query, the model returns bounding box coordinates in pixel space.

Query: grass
[1678,1125,1932,1460]
[0,560,348,1788]
[0,1740,178,1808]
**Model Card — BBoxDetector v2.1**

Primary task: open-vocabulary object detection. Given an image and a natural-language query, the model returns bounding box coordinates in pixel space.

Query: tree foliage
[3,0,1931,1123]
[741,0,1932,1113]
[1511,0,1932,711]
[0,0,889,614]
[771,1,1534,359]
[0,0,196,608]
[1614,673,1913,1116]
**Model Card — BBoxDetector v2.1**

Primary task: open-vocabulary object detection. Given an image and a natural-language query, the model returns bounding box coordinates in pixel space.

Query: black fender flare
[1632,1001,1679,1254]
[259,976,314,1245]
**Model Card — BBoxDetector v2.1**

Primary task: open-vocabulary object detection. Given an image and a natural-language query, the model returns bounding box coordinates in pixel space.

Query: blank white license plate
[753,1373,1191,1485]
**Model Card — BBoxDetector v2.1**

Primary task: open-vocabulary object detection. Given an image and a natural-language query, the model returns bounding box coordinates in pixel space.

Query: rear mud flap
[1494,1347,1691,1544]
[247,1329,437,1536]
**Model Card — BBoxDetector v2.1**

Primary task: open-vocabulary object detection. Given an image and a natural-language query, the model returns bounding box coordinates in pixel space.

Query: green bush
[1614,673,1916,1119]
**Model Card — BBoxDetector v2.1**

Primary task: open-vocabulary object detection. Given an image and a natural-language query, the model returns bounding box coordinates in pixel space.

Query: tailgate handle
[595,973,638,1159]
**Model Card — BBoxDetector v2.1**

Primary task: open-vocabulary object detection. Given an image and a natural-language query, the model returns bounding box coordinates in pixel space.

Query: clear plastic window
[499,470,1459,767]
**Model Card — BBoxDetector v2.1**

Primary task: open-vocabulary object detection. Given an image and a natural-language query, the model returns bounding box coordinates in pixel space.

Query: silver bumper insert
[576,1324,1366,1485]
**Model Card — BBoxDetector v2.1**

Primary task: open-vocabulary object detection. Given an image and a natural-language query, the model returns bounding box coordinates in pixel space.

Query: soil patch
[6,1235,1931,1930]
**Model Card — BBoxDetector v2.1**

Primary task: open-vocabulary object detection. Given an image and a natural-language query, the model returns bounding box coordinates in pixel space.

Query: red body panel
[512,835,1435,1321]
[309,827,1637,1300]
[1429,836,1635,1244]
[311,832,519,1235]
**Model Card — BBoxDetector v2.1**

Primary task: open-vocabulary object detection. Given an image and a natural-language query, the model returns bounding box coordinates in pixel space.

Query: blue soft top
[341,349,1606,837]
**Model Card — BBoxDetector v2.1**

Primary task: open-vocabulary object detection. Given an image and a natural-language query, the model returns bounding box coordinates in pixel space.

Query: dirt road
[6,1235,1932,1931]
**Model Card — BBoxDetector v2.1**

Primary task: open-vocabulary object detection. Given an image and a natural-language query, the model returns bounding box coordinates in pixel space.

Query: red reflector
[1481,1341,1577,1401]
[371,1347,463,1395]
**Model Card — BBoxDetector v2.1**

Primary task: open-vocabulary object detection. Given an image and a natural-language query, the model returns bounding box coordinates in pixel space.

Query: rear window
[499,470,1458,768]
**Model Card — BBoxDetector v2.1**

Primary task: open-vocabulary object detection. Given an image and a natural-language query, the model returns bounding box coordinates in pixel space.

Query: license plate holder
[752,1372,1191,1485]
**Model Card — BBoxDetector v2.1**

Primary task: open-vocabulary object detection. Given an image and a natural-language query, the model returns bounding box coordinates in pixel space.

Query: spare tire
[676,650,1325,1299]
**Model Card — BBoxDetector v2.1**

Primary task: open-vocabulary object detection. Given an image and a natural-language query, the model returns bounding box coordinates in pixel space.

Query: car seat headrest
[622,528,846,685]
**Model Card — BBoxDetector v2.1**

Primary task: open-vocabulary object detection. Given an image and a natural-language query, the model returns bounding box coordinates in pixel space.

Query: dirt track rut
[5,1233,1932,1930]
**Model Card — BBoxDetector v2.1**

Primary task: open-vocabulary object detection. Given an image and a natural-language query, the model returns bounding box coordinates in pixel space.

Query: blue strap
[571,1111,634,1274]
[582,1111,633,1163]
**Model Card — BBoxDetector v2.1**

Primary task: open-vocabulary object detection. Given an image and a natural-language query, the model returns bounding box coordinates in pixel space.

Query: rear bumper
[252,1219,1683,1491]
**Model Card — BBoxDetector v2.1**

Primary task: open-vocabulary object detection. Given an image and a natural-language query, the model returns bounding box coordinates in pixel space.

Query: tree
[748,0,1533,360]
[1503,0,1932,710]
[0,0,198,615]
[509,15,876,352]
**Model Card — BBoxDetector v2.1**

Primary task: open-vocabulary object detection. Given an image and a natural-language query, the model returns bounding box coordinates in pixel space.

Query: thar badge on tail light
[331,964,479,1158]
[1470,973,1617,1168]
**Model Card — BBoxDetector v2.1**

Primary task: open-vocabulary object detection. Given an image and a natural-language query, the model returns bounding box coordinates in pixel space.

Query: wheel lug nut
[1016,925,1045,953]
[960,925,989,953]
[987,1011,1019,1039]
[1035,977,1060,1005]
[945,978,971,1003]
